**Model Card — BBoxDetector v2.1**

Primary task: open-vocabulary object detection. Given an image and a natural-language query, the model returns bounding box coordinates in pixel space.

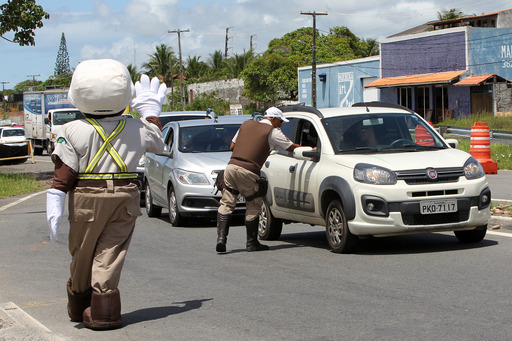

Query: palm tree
[126,64,141,83]
[437,8,465,20]
[185,55,208,81]
[142,44,176,86]
[207,50,225,75]
[225,49,255,78]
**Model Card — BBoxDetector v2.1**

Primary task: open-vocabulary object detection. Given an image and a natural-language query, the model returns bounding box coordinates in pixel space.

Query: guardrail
[0,140,35,164]
[438,126,512,143]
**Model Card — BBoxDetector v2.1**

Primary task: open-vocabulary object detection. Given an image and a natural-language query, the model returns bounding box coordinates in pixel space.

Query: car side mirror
[293,146,319,160]
[445,138,459,149]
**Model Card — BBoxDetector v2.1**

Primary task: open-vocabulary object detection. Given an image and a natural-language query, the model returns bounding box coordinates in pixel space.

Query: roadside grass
[455,139,512,170]
[0,173,43,198]
[438,113,512,131]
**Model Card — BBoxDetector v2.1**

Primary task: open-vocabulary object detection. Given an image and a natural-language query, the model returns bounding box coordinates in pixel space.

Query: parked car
[0,126,29,163]
[137,110,216,204]
[259,103,491,253]
[144,115,253,226]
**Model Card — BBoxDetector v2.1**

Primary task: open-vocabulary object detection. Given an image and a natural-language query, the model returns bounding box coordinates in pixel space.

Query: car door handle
[289,165,296,172]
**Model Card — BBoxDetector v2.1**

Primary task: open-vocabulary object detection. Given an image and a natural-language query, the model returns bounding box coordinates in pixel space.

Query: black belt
[75,179,141,189]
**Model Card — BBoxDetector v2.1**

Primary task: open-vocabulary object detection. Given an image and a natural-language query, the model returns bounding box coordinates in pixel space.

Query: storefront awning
[454,74,511,86]
[364,70,467,88]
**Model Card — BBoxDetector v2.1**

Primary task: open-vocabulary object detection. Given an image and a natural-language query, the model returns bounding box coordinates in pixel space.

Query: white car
[259,103,491,253]
[0,127,29,163]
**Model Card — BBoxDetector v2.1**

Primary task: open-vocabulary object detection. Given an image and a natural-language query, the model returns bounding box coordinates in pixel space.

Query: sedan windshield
[179,124,239,153]
[323,112,447,154]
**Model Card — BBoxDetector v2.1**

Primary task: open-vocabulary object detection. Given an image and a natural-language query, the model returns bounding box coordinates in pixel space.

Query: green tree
[224,49,255,78]
[0,0,49,46]
[185,55,209,81]
[126,63,141,83]
[207,50,226,77]
[142,44,176,86]
[241,53,297,103]
[14,79,42,92]
[184,91,230,116]
[42,73,72,90]
[437,8,465,20]
[54,32,71,76]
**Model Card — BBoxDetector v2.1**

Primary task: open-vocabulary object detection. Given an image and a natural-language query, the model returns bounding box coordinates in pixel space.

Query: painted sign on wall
[338,72,354,107]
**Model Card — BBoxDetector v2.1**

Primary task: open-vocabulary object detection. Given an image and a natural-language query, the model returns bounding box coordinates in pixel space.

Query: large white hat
[264,107,289,122]
[68,59,135,115]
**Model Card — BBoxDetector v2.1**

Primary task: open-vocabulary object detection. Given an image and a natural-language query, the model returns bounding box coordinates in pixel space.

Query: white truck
[23,90,84,155]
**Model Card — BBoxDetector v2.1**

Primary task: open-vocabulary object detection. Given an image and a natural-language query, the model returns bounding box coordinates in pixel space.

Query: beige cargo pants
[218,164,263,221]
[68,182,141,293]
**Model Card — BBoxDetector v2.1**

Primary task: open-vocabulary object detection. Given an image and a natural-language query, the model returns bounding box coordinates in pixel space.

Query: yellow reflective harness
[77,118,137,180]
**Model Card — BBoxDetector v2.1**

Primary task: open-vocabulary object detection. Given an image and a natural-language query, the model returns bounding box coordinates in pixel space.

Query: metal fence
[439,126,512,145]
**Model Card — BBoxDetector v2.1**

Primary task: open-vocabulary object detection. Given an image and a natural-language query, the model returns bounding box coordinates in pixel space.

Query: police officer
[216,107,302,253]
[46,59,166,330]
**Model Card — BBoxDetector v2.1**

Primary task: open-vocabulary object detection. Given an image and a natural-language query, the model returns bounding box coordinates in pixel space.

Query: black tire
[145,182,162,217]
[168,186,185,227]
[325,200,357,253]
[258,199,282,240]
[454,225,487,243]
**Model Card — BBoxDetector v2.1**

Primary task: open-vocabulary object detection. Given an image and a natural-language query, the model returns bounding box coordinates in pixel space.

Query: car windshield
[323,112,447,154]
[179,124,239,153]
[2,128,25,137]
[53,111,85,125]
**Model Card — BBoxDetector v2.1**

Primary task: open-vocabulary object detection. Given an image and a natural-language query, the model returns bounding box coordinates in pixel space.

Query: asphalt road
[1,155,512,340]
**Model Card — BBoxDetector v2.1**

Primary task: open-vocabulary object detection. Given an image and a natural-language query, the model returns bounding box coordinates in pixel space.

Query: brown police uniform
[217,119,292,252]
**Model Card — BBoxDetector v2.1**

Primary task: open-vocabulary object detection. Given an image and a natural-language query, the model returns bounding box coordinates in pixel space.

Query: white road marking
[487,230,512,238]
[0,190,46,212]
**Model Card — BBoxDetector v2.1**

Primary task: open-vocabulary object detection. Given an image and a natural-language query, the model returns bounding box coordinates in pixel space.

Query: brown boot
[82,289,123,330]
[246,217,269,252]
[66,279,92,322]
[216,213,231,253]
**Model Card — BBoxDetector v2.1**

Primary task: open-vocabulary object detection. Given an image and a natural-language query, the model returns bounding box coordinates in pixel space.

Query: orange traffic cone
[415,125,434,146]
[470,122,497,174]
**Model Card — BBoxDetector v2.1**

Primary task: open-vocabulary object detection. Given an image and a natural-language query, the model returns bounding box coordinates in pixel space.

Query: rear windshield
[2,129,25,137]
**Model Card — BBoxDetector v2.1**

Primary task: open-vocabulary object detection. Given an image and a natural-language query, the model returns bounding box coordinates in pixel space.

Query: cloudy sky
[1,0,510,90]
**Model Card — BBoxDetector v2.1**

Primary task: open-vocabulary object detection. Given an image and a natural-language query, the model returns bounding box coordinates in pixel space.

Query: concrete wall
[187,79,245,104]
[468,27,512,80]
[381,29,467,78]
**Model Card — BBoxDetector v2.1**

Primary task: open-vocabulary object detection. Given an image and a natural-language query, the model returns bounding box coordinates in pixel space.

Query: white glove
[46,188,66,243]
[130,74,167,119]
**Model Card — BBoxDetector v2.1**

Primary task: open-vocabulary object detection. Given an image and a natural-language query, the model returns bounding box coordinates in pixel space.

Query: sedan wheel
[325,200,357,253]
[168,186,185,227]
[145,182,162,217]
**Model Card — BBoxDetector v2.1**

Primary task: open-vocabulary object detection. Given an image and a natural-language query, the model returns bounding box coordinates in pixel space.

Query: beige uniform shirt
[53,116,164,174]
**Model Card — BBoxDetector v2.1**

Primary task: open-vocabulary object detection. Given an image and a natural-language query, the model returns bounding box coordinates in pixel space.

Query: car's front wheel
[145,182,162,217]
[325,200,357,253]
[258,199,282,240]
[168,186,185,227]
[454,225,487,243]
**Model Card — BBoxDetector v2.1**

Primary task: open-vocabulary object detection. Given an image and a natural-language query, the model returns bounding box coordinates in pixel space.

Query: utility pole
[300,11,327,108]
[169,54,175,109]
[27,74,40,89]
[0,81,8,95]
[168,29,189,110]
[250,35,256,51]
[225,27,232,57]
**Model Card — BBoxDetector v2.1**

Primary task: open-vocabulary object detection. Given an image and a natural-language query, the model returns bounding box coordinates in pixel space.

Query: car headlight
[174,169,209,185]
[463,157,485,180]
[354,163,397,185]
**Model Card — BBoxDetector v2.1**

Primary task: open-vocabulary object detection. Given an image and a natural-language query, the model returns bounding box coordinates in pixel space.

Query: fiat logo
[427,168,438,180]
